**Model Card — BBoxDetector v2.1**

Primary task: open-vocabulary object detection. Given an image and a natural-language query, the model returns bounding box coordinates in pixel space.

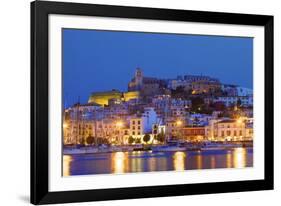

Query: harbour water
[63,147,253,176]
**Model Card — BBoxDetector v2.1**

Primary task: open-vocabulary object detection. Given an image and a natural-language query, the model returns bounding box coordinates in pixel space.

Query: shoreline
[63,141,253,155]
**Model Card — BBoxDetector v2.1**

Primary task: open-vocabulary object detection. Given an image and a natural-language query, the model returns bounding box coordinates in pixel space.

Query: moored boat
[152,145,186,152]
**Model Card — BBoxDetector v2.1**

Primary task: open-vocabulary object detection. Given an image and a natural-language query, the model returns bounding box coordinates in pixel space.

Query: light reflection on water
[226,152,232,168]
[63,147,253,176]
[197,154,203,169]
[210,156,216,169]
[173,152,186,171]
[63,155,72,176]
[112,152,126,174]
[233,147,247,168]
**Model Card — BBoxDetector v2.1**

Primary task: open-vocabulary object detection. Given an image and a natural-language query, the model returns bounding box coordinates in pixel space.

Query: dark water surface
[63,147,253,176]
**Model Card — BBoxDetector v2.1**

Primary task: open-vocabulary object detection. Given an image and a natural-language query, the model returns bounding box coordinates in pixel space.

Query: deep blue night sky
[63,29,253,108]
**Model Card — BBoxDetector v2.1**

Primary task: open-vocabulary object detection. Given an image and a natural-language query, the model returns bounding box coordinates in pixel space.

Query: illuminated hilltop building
[128,68,168,96]
[168,74,221,94]
[88,89,140,106]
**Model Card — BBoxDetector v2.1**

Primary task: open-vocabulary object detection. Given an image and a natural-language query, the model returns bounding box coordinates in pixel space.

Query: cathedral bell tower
[135,67,143,90]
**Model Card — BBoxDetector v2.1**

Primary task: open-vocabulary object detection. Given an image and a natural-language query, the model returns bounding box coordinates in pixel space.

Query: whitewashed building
[213,96,253,107]
[236,87,253,96]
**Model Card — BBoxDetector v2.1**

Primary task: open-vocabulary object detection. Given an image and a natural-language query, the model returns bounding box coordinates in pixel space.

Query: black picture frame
[31,0,274,204]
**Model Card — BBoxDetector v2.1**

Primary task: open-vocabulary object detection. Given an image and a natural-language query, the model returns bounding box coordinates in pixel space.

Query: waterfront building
[180,126,206,142]
[129,117,143,137]
[65,117,131,145]
[63,109,71,144]
[63,103,103,144]
[142,107,158,133]
[64,118,95,145]
[152,123,166,136]
[205,117,253,141]
[165,118,185,139]
[127,107,159,143]
[244,117,254,141]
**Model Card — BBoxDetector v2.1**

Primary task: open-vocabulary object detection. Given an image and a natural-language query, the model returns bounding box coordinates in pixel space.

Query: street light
[116,121,124,128]
[236,118,243,125]
[63,123,68,129]
[176,120,182,126]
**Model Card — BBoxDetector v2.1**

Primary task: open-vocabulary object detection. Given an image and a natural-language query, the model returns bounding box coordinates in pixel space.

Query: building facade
[213,96,253,107]
[128,68,167,97]
[181,126,206,142]
[205,118,253,141]
[88,89,140,106]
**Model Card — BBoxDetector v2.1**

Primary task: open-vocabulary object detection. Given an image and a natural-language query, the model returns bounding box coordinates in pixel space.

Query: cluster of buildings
[63,68,253,145]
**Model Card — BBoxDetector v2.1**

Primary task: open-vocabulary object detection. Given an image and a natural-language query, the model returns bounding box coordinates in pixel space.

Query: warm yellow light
[173,152,186,171]
[63,123,68,129]
[116,121,124,128]
[233,147,246,168]
[236,118,243,124]
[63,155,72,176]
[176,120,183,126]
[113,152,126,174]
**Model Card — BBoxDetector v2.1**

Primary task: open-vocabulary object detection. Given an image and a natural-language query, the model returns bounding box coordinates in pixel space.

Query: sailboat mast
[76,96,80,145]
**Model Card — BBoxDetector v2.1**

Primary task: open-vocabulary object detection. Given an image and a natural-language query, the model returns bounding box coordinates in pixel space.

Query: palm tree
[156,132,165,144]
[86,136,95,145]
[128,136,135,144]
[143,134,151,144]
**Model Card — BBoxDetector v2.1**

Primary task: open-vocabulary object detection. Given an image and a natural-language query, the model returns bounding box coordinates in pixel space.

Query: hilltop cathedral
[128,68,169,97]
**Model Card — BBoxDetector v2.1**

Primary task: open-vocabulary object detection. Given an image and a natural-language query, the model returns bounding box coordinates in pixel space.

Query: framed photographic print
[31,0,274,204]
